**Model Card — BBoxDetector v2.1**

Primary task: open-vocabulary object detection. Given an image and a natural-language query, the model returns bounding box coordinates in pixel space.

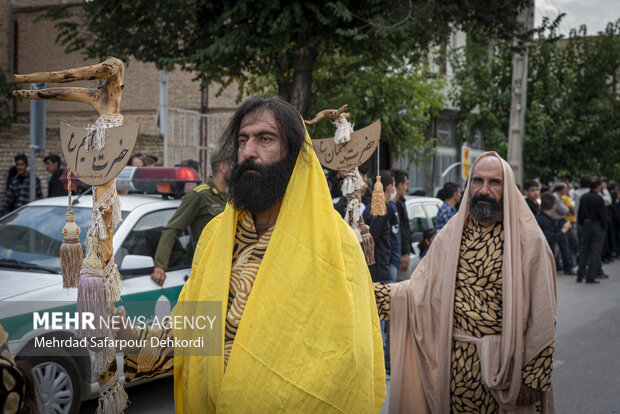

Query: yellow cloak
[173,136,386,412]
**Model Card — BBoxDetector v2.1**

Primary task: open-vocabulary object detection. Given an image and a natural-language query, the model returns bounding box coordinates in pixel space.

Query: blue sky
[535,0,617,35]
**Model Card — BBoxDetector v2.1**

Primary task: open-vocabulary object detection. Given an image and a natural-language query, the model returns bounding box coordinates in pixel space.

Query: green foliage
[451,19,620,182]
[44,0,529,116]
[305,55,445,159]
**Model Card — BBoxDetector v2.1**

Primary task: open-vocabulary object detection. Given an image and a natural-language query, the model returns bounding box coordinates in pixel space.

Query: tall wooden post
[14,57,127,406]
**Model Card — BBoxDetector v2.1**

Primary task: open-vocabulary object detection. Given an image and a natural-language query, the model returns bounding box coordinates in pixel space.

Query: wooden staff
[13,57,124,387]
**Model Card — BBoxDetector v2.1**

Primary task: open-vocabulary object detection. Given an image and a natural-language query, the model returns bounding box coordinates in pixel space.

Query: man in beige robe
[376,152,556,413]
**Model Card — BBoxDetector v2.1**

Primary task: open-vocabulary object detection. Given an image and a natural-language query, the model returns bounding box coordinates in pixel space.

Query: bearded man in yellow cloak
[124,97,385,413]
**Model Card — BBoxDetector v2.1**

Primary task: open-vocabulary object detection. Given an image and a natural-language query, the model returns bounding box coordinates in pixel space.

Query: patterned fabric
[0,340,26,414]
[225,212,273,365]
[435,201,457,231]
[0,174,42,216]
[374,282,391,321]
[450,218,553,413]
[124,326,174,383]
[124,211,274,380]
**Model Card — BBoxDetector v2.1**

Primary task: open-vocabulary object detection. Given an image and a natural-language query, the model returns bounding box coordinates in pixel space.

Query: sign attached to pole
[461,144,471,180]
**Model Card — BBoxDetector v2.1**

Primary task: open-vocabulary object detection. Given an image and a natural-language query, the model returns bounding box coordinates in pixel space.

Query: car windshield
[0,206,125,273]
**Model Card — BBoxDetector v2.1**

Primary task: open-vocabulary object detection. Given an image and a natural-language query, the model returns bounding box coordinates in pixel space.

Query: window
[0,206,93,273]
[423,202,442,227]
[117,209,192,274]
[408,203,431,242]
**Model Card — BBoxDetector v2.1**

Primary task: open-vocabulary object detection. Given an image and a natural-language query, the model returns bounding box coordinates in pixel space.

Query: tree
[306,54,445,160]
[46,0,529,118]
[450,19,620,182]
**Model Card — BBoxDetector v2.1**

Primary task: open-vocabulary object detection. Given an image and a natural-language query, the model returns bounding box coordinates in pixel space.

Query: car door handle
[184,275,190,282]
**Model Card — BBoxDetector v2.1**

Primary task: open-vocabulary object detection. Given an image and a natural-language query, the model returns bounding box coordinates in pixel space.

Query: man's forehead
[239,110,278,131]
[471,156,503,179]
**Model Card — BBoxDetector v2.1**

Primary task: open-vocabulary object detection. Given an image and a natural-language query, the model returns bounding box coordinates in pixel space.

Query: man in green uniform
[150,149,232,286]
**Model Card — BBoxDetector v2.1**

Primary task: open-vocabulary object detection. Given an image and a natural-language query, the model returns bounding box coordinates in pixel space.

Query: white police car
[0,166,200,413]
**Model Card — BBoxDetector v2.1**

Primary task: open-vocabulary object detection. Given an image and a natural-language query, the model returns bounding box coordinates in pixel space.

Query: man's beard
[468,193,503,223]
[229,157,295,214]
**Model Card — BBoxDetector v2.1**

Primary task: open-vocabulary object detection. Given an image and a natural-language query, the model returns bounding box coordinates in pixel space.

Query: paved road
[81,261,620,413]
[553,259,620,413]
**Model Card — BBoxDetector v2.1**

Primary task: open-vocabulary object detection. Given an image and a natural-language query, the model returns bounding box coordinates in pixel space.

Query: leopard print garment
[0,341,25,414]
[450,218,553,413]
[224,212,273,365]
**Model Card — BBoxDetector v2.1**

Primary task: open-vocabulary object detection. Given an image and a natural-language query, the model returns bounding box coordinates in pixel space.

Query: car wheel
[26,350,82,414]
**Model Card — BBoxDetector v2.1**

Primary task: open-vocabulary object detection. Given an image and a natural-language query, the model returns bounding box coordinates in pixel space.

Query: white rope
[84,114,124,151]
[89,181,123,240]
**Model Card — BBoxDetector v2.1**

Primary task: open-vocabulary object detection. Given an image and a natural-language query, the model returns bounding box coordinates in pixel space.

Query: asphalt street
[81,259,620,413]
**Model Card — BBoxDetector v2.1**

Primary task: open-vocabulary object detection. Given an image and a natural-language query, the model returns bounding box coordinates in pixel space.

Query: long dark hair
[219,97,309,167]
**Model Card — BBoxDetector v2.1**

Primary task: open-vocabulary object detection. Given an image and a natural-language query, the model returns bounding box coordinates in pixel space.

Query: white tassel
[92,347,116,379]
[85,114,124,151]
[96,373,128,414]
[333,117,354,145]
[109,186,122,229]
[104,261,122,313]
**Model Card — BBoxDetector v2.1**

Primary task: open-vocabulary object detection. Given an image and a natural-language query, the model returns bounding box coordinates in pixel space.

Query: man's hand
[561,221,572,233]
[517,384,542,406]
[399,254,410,271]
[151,267,167,286]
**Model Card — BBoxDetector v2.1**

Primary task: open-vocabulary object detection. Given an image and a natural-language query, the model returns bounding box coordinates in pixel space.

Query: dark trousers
[578,220,605,280]
[554,219,574,271]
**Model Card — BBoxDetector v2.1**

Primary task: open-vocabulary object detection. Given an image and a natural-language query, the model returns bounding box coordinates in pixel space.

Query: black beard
[468,194,503,223]
[229,157,295,214]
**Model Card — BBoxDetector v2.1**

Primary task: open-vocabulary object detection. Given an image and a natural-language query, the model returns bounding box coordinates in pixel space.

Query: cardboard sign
[60,121,140,186]
[312,120,380,170]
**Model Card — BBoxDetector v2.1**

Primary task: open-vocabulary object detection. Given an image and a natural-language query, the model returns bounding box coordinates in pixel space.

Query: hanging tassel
[60,212,83,288]
[103,261,122,314]
[96,373,128,414]
[60,170,83,288]
[360,222,375,265]
[92,347,117,379]
[77,237,108,338]
[371,175,386,216]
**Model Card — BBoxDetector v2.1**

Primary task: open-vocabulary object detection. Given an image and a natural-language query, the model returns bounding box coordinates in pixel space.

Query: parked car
[397,195,443,281]
[0,166,200,413]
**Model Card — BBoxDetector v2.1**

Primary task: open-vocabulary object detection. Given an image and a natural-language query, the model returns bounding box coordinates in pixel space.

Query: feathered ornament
[60,169,83,288]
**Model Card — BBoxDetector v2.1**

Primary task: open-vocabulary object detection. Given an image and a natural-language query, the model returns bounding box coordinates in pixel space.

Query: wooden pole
[14,57,125,390]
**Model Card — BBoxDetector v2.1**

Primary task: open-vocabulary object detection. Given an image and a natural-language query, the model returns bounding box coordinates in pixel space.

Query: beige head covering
[389,151,557,413]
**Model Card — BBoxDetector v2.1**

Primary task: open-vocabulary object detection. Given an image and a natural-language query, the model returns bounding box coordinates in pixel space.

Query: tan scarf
[389,151,557,413]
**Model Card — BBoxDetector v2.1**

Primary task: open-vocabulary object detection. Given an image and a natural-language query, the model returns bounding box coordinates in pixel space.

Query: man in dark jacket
[392,169,412,272]
[0,154,42,216]
[44,154,66,197]
[537,192,571,249]
[523,180,540,217]
[577,177,607,283]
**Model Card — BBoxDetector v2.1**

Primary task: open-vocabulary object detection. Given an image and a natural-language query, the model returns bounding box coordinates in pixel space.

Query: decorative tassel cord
[92,346,117,379]
[96,372,128,414]
[85,114,124,151]
[89,182,123,240]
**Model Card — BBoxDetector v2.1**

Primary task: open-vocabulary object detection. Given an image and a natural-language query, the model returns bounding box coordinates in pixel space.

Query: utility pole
[506,0,534,187]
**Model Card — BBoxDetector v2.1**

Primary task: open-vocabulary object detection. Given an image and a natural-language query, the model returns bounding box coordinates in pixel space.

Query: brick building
[0,0,239,199]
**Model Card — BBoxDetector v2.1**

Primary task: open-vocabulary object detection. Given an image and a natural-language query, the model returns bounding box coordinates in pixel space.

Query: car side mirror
[120,254,155,273]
